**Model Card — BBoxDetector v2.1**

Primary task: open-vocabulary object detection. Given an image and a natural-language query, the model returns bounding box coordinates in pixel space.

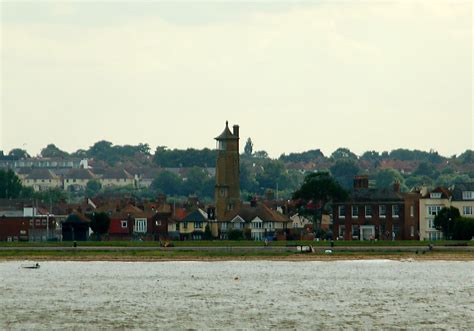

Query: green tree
[240,162,258,193]
[330,148,357,161]
[227,229,244,240]
[204,224,213,240]
[451,217,474,240]
[86,180,102,198]
[34,188,67,204]
[279,149,325,163]
[405,175,433,189]
[244,138,253,156]
[88,212,111,241]
[330,159,360,189]
[151,171,183,196]
[413,161,438,179]
[375,168,404,189]
[256,160,286,192]
[184,167,214,198]
[0,169,23,198]
[40,144,69,158]
[434,206,461,239]
[360,151,380,161]
[87,140,117,165]
[293,172,348,228]
[8,148,30,159]
[458,150,474,164]
[253,150,269,159]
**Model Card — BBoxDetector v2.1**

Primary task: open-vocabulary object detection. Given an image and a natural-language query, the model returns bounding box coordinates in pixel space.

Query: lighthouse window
[218,141,227,150]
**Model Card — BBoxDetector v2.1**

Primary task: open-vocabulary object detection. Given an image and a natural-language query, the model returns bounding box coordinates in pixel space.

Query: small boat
[21,263,40,269]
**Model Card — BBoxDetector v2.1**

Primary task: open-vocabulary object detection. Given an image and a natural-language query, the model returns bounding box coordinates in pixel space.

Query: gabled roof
[180,208,208,222]
[215,122,238,140]
[100,168,133,180]
[64,212,91,224]
[26,169,59,180]
[64,168,96,180]
[421,186,451,199]
[222,204,289,223]
[451,183,474,201]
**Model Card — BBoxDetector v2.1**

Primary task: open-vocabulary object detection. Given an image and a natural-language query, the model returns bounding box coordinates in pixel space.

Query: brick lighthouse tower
[214,121,240,220]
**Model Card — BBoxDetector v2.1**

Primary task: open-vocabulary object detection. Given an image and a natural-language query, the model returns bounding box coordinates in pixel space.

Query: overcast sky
[1,0,472,158]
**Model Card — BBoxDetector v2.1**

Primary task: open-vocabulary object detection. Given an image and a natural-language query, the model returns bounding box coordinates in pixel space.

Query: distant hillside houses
[2,159,215,192]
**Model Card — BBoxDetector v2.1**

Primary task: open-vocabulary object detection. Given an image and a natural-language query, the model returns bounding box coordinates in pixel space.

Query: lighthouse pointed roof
[215,121,238,140]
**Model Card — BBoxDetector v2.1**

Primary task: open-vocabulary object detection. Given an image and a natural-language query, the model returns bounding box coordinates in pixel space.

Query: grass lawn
[0,240,472,248]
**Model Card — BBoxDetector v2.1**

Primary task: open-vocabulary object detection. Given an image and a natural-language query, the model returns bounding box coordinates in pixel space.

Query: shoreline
[1,252,473,262]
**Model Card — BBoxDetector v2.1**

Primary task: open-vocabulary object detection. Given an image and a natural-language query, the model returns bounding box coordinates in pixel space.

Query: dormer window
[462,191,474,200]
[430,192,442,199]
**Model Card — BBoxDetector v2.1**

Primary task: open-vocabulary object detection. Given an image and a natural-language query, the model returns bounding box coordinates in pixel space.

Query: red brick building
[333,176,406,240]
[0,217,29,241]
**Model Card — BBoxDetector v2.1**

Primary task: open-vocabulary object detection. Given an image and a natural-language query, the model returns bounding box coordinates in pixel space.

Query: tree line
[1,140,473,200]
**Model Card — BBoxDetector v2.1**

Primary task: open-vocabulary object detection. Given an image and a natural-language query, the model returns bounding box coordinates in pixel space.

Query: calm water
[0,260,473,330]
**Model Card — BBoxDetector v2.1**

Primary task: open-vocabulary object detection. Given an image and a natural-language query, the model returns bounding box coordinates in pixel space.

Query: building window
[121,220,128,228]
[427,205,442,216]
[428,219,435,229]
[351,206,358,218]
[221,223,227,230]
[463,206,473,215]
[252,221,262,229]
[352,225,360,240]
[134,218,147,233]
[462,191,474,200]
[183,222,188,229]
[29,219,34,227]
[392,224,400,236]
[430,192,442,199]
[410,225,415,237]
[195,222,203,229]
[392,205,400,218]
[410,205,414,217]
[365,205,372,218]
[41,219,47,225]
[338,225,345,238]
[338,206,346,219]
[379,205,386,218]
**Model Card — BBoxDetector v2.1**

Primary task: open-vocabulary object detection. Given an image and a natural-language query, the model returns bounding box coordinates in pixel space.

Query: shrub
[227,229,244,240]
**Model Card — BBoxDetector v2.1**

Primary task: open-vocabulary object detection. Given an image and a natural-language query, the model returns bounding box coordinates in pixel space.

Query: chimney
[353,175,369,190]
[157,194,167,206]
[393,181,401,193]
[233,125,239,138]
[207,207,216,220]
[250,197,257,207]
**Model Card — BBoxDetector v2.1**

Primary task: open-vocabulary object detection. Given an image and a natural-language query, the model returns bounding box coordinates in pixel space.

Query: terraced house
[21,169,62,191]
[419,187,451,241]
[451,183,474,220]
[98,168,135,188]
[63,168,97,191]
[177,208,210,240]
[218,201,290,240]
